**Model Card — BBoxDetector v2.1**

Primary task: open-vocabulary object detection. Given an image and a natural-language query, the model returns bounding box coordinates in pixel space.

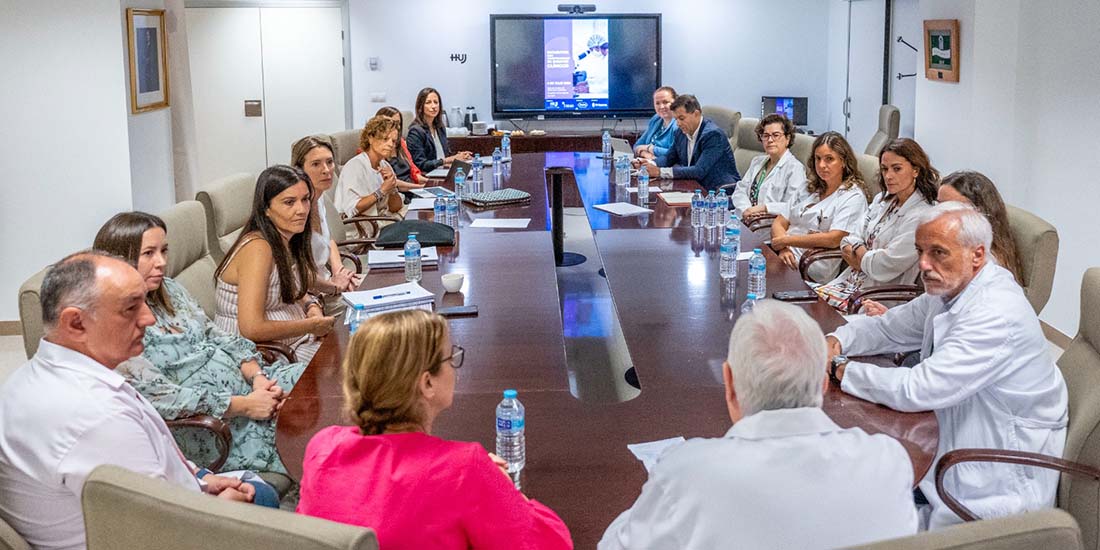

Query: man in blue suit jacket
[641,94,741,191]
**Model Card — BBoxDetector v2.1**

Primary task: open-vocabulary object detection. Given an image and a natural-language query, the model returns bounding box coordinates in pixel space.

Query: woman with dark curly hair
[297,310,572,550]
[815,138,939,311]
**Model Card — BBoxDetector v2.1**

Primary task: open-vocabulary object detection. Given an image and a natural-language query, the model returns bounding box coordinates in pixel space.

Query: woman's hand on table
[307,315,337,338]
[777,248,798,269]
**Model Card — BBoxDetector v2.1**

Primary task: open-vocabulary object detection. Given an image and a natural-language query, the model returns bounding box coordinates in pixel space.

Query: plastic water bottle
[741,293,758,315]
[501,133,512,161]
[637,168,650,203]
[720,228,739,280]
[704,190,717,228]
[404,234,422,282]
[615,155,629,185]
[725,219,742,259]
[690,189,704,228]
[716,189,729,228]
[445,196,459,226]
[471,154,483,184]
[349,304,366,333]
[453,167,466,199]
[601,130,612,158]
[492,147,503,174]
[748,248,767,299]
[433,196,446,224]
[496,389,525,488]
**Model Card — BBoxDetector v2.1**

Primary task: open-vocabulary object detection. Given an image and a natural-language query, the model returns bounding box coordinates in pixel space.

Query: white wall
[914,0,1100,335]
[889,0,919,138]
[0,1,134,322]
[349,0,834,132]
[123,0,177,213]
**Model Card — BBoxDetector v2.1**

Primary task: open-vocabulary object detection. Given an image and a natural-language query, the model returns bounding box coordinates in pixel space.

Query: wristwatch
[830,355,849,385]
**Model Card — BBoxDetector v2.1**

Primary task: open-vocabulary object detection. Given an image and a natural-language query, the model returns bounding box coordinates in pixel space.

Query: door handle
[842,97,851,119]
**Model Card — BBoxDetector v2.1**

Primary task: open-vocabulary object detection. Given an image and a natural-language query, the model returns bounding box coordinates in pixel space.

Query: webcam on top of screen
[557,4,596,14]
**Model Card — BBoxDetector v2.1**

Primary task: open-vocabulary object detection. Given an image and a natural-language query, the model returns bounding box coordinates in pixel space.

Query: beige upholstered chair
[82,465,378,550]
[329,129,361,169]
[857,152,882,197]
[196,173,255,263]
[864,104,900,157]
[842,509,1082,550]
[935,268,1100,550]
[790,132,814,168]
[16,268,47,358]
[732,117,762,178]
[160,200,219,318]
[1007,204,1059,314]
[702,105,741,142]
[0,517,28,550]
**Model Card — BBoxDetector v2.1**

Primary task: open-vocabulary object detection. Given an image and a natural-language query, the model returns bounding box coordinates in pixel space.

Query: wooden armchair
[934,268,1100,550]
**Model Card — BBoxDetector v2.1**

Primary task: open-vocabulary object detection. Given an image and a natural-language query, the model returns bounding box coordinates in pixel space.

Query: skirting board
[1042,321,1072,350]
[0,321,21,336]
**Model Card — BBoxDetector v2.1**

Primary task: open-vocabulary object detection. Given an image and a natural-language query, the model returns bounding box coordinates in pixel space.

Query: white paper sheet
[469,218,531,228]
[425,167,449,178]
[406,198,437,210]
[367,247,439,268]
[737,251,754,261]
[627,437,686,473]
[594,202,654,216]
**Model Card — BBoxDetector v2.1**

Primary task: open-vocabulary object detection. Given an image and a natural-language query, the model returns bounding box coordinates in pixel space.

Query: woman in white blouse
[291,135,359,297]
[731,113,807,219]
[814,138,940,311]
[334,116,406,218]
[770,132,870,283]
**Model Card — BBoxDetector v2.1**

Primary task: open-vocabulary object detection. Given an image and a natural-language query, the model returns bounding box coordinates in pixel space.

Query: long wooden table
[277,152,937,547]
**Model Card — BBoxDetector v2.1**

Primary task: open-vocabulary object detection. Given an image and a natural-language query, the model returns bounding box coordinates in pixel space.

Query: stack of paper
[594,202,654,216]
[367,247,439,269]
[411,186,455,199]
[425,167,450,178]
[659,192,694,206]
[342,282,435,320]
[406,198,437,210]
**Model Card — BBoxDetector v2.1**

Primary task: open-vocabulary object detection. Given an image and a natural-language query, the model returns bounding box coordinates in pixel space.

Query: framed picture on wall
[924,19,960,83]
[126,8,170,113]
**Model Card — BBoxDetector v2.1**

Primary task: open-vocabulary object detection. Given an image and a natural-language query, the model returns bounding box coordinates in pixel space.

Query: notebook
[366,247,439,269]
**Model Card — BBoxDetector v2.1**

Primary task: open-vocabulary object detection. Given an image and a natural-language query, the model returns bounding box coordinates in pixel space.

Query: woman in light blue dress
[633,86,680,161]
[94,211,304,474]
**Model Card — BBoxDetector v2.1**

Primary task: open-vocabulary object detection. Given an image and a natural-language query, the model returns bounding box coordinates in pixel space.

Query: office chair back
[195,173,255,263]
[702,105,741,142]
[1006,204,1059,314]
[841,509,1081,549]
[160,200,219,318]
[82,465,378,550]
[1054,268,1100,550]
[0,516,29,550]
[864,104,900,157]
[733,117,762,177]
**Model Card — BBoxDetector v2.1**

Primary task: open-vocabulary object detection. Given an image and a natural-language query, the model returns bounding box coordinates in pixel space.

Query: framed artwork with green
[924,19,960,83]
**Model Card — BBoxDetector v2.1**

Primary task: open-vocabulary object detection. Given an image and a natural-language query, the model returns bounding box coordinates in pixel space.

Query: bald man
[0,251,263,550]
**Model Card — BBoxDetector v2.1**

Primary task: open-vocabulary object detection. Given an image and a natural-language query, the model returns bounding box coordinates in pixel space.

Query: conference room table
[276,152,938,547]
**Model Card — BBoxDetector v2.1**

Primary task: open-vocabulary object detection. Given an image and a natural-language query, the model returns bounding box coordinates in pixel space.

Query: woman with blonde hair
[297,310,572,550]
[770,132,870,282]
[333,116,406,218]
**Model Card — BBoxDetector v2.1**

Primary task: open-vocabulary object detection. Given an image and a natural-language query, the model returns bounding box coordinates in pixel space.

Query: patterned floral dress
[118,278,304,474]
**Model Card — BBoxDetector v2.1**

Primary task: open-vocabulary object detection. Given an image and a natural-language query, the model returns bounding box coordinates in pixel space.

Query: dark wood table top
[278,152,938,548]
[449,132,640,156]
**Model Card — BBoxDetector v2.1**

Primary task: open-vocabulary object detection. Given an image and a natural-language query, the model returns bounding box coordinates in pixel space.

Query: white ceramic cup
[441,273,465,293]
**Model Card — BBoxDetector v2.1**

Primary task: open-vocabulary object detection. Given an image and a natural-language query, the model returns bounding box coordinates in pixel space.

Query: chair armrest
[717,182,738,192]
[846,285,924,314]
[339,252,363,274]
[165,414,232,472]
[746,213,778,232]
[255,341,297,364]
[334,237,376,257]
[935,448,1100,522]
[341,214,399,241]
[798,248,842,281]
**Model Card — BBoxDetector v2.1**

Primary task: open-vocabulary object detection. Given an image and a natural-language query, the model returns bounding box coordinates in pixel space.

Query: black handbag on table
[374,220,455,248]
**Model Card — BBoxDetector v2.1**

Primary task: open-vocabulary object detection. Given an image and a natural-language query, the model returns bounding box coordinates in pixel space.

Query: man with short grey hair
[0,252,261,550]
[599,300,918,549]
[827,202,1068,529]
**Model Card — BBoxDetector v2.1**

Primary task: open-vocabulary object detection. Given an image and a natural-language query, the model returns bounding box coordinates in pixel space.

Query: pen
[373,290,411,300]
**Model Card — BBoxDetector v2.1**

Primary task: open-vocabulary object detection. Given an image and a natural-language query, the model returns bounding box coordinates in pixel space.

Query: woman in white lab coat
[730,113,807,219]
[770,132,870,283]
[815,138,939,311]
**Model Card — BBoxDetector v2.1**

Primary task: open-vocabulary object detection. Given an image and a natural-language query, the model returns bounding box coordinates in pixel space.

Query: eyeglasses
[440,345,465,368]
[760,132,787,142]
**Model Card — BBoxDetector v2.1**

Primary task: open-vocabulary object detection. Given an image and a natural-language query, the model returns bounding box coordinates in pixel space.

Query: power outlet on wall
[370,92,386,102]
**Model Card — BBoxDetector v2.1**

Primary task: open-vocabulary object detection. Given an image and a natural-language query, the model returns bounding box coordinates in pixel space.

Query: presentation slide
[491,15,660,118]
[544,19,610,111]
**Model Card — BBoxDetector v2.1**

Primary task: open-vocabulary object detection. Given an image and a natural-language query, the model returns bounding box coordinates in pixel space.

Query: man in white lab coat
[827,202,1068,529]
[599,300,918,550]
